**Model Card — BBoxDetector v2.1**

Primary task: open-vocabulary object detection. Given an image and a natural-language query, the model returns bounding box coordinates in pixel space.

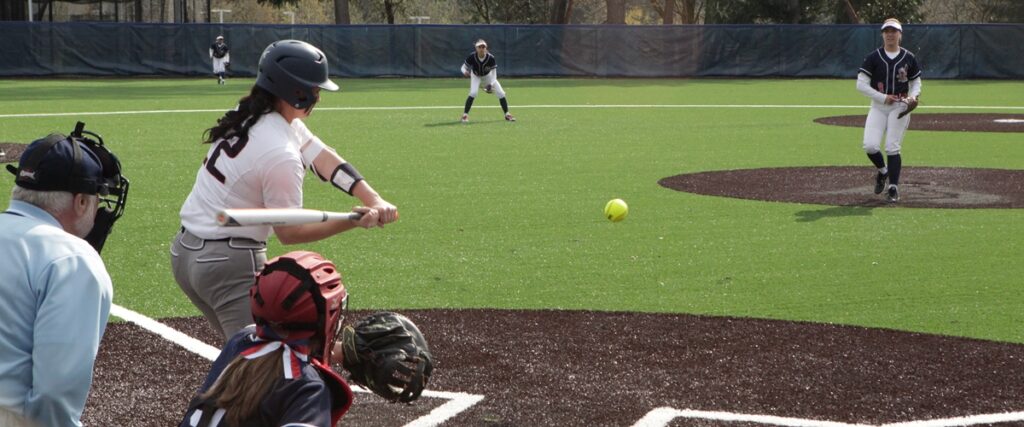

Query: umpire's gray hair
[11,186,74,216]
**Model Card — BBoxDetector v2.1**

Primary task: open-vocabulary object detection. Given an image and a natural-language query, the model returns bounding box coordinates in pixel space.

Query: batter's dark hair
[203,86,277,144]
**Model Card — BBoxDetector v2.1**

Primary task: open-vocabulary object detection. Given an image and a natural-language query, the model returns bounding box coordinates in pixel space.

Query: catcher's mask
[255,40,339,111]
[7,121,130,253]
[250,251,348,364]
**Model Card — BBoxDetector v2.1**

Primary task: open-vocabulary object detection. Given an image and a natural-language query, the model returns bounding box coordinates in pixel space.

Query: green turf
[0,77,1021,343]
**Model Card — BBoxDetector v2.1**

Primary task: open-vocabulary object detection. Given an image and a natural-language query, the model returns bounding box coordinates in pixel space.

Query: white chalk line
[1,103,1023,118]
[110,304,483,427]
[632,407,1024,427]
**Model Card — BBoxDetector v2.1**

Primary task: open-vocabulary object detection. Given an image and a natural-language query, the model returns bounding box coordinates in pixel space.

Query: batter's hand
[368,198,398,225]
[352,206,380,229]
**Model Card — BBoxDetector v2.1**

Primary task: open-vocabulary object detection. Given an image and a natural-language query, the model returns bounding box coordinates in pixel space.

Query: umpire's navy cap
[7,134,108,195]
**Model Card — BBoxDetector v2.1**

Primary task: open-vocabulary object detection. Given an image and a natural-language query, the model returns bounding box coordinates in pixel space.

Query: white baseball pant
[863,100,911,156]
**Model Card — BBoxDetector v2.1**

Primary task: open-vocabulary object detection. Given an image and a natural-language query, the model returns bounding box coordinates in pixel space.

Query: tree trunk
[605,0,625,24]
[842,0,860,23]
[384,0,395,24]
[663,0,674,24]
[679,0,695,24]
[334,0,350,24]
[550,0,568,24]
[135,0,142,21]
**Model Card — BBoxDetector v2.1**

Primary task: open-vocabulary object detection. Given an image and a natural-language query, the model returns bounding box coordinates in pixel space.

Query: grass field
[1,77,1021,343]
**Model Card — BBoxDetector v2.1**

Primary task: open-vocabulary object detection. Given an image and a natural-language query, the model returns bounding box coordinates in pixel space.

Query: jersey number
[205,135,249,184]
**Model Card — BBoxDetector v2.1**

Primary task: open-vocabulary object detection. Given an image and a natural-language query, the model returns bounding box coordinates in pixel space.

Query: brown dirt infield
[659,166,1024,209]
[84,310,1024,426]
[815,113,1024,132]
[0,142,25,164]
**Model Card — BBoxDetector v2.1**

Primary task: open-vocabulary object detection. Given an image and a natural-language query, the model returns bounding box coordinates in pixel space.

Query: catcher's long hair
[203,85,277,144]
[197,350,282,426]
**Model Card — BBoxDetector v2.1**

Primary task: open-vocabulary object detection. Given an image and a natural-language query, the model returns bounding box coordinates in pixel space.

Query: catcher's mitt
[897,96,918,119]
[341,312,433,403]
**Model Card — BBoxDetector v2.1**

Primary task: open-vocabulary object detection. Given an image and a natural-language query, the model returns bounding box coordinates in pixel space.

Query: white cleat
[461,114,469,123]
[505,113,516,122]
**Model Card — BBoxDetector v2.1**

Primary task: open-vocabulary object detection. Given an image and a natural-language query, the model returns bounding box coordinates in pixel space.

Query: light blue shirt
[0,200,113,427]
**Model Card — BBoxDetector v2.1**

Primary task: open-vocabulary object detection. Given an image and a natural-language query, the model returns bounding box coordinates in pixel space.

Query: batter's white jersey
[180,112,318,241]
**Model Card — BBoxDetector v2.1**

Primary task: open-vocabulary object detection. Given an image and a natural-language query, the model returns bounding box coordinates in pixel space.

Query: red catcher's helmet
[250,251,347,364]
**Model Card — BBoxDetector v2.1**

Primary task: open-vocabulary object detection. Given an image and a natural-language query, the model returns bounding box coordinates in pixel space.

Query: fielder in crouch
[857,18,922,203]
[171,39,398,340]
[461,39,515,123]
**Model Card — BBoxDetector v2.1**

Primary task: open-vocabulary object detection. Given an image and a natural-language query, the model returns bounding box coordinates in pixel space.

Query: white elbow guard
[300,136,328,167]
[328,163,364,195]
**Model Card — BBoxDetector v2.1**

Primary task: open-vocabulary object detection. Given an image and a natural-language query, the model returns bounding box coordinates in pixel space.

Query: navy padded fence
[0,22,1021,79]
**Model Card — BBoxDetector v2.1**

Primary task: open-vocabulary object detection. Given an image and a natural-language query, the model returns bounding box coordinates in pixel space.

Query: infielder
[210,36,230,85]
[171,39,398,340]
[461,39,515,123]
[857,18,922,203]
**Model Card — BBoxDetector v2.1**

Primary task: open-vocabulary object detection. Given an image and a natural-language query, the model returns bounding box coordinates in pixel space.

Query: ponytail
[203,86,277,144]
[198,349,282,426]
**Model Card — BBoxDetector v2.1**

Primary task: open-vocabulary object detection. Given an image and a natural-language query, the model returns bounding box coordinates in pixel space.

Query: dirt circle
[0,142,25,164]
[659,166,1024,208]
[815,113,1024,132]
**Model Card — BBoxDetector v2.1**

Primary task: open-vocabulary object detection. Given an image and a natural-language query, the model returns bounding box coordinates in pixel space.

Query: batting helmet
[250,251,348,364]
[255,40,339,110]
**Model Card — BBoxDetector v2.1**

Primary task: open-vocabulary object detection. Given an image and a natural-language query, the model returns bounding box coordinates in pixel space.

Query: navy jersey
[464,52,497,76]
[858,47,921,96]
[180,327,349,427]
[211,42,230,59]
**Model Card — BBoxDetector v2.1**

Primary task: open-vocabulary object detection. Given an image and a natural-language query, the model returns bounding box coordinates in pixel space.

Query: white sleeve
[224,52,230,63]
[856,72,887,103]
[209,48,213,59]
[909,77,922,99]
[461,63,469,74]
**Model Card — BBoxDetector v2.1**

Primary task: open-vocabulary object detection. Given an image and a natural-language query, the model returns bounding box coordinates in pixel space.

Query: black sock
[464,96,475,114]
[867,152,886,170]
[499,97,509,114]
[887,154,902,185]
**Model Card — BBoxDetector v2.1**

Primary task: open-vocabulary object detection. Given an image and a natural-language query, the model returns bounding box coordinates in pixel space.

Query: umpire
[0,124,129,427]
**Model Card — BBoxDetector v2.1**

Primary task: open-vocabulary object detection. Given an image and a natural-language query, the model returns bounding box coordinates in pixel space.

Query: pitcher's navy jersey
[211,42,230,59]
[858,47,921,96]
[464,52,497,76]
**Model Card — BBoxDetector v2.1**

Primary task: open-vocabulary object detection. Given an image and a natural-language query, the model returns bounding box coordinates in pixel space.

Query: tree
[606,0,624,23]
[550,0,572,24]
[459,0,548,24]
[979,0,1024,23]
[834,0,925,24]
[334,0,350,24]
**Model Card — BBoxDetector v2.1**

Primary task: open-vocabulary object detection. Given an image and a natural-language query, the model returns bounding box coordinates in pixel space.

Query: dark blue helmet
[255,40,339,110]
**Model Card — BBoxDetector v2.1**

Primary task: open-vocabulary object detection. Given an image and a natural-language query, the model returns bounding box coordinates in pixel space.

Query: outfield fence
[0,22,1021,79]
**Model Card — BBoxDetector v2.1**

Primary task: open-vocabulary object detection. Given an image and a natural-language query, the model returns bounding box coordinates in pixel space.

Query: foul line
[1,103,1023,118]
[632,407,1024,427]
[110,304,483,427]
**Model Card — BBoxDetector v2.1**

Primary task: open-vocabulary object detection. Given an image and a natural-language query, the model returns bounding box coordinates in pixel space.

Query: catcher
[179,251,432,427]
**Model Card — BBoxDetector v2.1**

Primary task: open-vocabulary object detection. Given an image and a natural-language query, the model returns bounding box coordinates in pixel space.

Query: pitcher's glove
[341,312,433,403]
[897,96,918,119]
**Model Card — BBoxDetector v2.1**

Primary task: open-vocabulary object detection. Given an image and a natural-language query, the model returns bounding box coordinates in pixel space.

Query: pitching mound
[815,113,1024,132]
[659,166,1024,208]
[0,142,25,163]
[85,310,1024,426]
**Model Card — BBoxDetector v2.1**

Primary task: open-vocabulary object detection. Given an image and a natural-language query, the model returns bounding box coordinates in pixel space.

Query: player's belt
[179,226,265,247]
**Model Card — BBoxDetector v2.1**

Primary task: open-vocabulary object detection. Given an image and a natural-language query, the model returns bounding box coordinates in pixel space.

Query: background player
[210,36,230,85]
[171,39,398,341]
[460,39,515,123]
[856,18,922,203]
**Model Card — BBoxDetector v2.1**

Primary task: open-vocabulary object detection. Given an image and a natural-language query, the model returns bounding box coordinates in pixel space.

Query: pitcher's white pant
[468,70,506,98]
[0,408,37,427]
[863,100,911,156]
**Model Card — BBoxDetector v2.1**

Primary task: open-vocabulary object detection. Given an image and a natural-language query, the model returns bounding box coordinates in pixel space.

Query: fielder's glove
[224,62,231,70]
[897,96,918,119]
[484,84,493,94]
[341,312,433,403]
